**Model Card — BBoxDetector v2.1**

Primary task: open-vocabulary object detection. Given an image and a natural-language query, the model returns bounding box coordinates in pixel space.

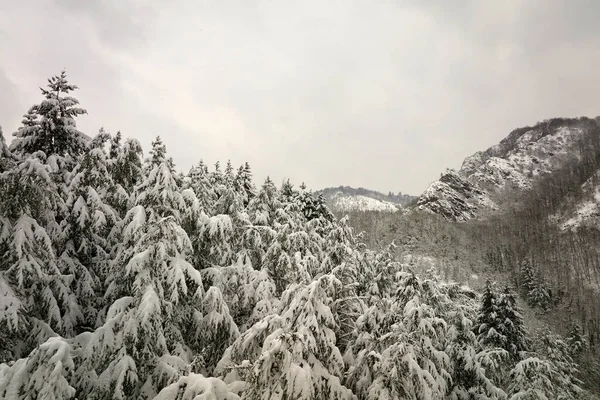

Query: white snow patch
[330,192,399,212]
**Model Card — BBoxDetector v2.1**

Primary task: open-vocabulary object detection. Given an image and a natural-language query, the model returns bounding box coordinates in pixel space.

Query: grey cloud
[2,0,600,194]
[0,70,25,136]
[52,0,159,51]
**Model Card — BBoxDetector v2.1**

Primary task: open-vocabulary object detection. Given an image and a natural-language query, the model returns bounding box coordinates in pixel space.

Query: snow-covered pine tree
[108,136,144,209]
[363,274,451,399]
[474,280,505,350]
[136,137,184,221]
[60,130,119,327]
[0,126,16,172]
[185,160,216,214]
[210,161,224,190]
[496,286,528,360]
[0,336,76,400]
[10,70,88,158]
[222,276,355,400]
[153,373,241,400]
[0,149,83,356]
[234,162,255,207]
[109,131,123,159]
[76,138,204,399]
[193,286,240,376]
[445,311,507,400]
[520,259,552,311]
[530,328,583,398]
[567,321,587,358]
[507,355,582,400]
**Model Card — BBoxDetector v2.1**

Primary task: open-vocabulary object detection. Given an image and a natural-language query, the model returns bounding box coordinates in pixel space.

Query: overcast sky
[1,1,600,194]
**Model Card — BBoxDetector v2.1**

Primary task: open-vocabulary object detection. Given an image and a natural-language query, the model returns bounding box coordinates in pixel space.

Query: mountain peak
[418,117,600,221]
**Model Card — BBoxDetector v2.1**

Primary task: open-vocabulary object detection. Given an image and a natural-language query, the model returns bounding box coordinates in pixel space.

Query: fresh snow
[329,192,400,212]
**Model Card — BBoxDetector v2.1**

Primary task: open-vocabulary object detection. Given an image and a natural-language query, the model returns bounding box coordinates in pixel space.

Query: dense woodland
[0,72,597,399]
[345,119,600,396]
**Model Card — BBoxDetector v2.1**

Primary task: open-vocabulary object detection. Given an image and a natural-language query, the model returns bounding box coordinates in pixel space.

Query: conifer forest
[0,72,597,399]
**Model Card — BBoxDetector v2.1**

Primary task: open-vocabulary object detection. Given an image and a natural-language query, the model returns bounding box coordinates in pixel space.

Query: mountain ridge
[417,116,600,223]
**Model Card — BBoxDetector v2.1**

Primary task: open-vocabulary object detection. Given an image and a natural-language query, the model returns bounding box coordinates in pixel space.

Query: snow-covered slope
[418,117,599,221]
[317,186,416,212]
[555,170,600,230]
[329,192,400,212]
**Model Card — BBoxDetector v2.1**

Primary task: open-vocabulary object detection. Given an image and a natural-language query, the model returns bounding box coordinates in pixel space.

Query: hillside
[418,117,600,222]
[342,116,600,395]
[317,186,416,212]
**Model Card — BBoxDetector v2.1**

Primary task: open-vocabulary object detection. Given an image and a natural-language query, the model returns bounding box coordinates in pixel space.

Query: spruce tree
[11,70,88,158]
[76,139,203,399]
[497,286,528,359]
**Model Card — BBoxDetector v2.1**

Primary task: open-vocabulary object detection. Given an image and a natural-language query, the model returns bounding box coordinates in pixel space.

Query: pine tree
[566,322,587,358]
[11,70,88,158]
[60,132,119,326]
[137,137,184,222]
[0,126,16,172]
[0,336,76,399]
[497,286,528,359]
[185,160,216,213]
[226,276,355,400]
[109,131,122,159]
[109,136,143,201]
[76,140,203,399]
[474,280,505,350]
[234,162,255,207]
[153,373,241,400]
[193,286,239,376]
[445,312,507,399]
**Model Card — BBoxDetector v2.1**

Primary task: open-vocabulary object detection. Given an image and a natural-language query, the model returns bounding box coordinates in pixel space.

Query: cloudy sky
[1,0,600,194]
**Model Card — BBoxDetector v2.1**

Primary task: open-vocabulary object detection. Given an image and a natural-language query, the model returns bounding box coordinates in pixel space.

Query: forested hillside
[0,72,596,399]
[317,186,416,211]
[344,116,600,397]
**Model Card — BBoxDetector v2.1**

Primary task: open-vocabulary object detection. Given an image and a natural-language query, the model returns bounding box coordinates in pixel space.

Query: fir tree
[0,336,76,400]
[0,126,16,172]
[11,70,88,158]
[497,286,528,359]
[566,322,587,359]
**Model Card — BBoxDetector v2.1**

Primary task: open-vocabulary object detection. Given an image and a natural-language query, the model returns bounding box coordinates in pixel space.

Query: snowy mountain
[418,117,600,221]
[317,186,415,212]
[0,72,596,399]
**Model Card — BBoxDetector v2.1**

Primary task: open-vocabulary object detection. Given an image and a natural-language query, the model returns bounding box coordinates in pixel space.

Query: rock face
[418,117,598,221]
[418,169,497,222]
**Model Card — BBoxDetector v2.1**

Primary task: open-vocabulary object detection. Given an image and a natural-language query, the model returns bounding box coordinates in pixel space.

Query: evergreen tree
[185,160,216,213]
[11,70,88,158]
[153,373,241,400]
[0,126,16,172]
[234,162,255,206]
[193,286,239,376]
[497,286,528,359]
[566,322,587,359]
[60,132,119,326]
[76,140,203,398]
[223,276,355,400]
[474,281,507,350]
[109,136,143,201]
[0,336,76,399]
[137,137,184,221]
